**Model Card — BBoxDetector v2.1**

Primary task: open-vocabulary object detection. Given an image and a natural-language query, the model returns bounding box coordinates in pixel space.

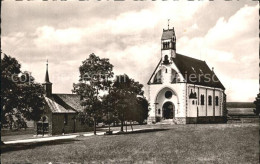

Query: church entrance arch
[163,101,174,119]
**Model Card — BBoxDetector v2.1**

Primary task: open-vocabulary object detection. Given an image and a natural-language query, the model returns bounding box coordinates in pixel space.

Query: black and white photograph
[1,0,259,163]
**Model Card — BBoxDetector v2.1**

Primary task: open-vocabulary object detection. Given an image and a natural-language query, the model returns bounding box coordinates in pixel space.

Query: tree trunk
[125,121,127,132]
[120,120,124,132]
[94,118,97,135]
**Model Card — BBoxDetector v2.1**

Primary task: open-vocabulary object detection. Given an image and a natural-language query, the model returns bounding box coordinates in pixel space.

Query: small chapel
[147,26,227,124]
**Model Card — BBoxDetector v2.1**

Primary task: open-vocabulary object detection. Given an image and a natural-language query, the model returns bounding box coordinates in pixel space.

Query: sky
[2,0,259,102]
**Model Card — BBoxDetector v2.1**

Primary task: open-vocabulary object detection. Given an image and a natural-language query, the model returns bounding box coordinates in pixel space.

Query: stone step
[156,119,174,125]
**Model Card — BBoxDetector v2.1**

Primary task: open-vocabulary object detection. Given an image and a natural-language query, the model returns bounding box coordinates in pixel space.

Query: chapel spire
[45,60,50,83]
[43,60,52,97]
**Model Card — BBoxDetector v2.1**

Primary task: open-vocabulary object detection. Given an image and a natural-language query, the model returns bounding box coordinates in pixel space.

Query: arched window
[192,100,195,105]
[208,96,212,105]
[153,70,162,84]
[201,95,205,105]
[158,109,161,114]
[163,55,169,64]
[216,96,219,106]
[165,69,167,73]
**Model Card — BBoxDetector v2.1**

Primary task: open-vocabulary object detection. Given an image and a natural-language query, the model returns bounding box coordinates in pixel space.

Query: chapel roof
[45,94,83,113]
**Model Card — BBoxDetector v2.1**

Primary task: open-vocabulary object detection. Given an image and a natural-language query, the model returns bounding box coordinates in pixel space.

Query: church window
[216,96,219,106]
[165,91,173,99]
[208,96,212,105]
[163,55,169,64]
[189,89,197,99]
[158,109,161,114]
[201,95,205,105]
[192,100,195,105]
[64,114,68,125]
[165,69,167,73]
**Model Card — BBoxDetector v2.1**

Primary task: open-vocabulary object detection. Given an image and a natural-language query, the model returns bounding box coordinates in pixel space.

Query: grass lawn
[1,123,259,163]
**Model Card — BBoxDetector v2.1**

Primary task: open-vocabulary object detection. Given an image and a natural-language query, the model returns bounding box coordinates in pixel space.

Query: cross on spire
[168,19,170,29]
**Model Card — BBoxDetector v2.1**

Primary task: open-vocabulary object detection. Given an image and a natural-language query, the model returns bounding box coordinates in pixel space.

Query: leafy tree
[73,53,113,135]
[254,93,260,116]
[1,53,45,129]
[102,93,118,132]
[136,97,149,124]
[110,74,145,132]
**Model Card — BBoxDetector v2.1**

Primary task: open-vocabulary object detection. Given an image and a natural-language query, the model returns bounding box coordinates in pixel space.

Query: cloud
[1,1,258,102]
[35,26,82,46]
[177,4,258,101]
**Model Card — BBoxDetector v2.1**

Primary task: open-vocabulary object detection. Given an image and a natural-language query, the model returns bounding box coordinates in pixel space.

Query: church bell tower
[161,26,176,65]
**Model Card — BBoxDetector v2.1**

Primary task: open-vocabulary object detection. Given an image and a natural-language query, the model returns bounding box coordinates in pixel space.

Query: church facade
[147,27,227,124]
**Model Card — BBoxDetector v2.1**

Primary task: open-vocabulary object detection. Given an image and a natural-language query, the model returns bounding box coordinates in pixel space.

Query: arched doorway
[163,102,174,119]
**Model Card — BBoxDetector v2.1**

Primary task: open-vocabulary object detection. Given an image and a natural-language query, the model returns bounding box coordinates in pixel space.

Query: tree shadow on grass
[114,128,169,135]
[1,139,80,154]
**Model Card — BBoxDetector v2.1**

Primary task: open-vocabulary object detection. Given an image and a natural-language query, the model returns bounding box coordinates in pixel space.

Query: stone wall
[173,117,186,124]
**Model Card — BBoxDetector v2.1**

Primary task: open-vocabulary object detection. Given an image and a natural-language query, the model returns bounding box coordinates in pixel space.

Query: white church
[147,27,227,124]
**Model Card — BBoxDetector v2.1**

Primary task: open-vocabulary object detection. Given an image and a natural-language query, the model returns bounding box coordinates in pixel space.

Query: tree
[110,74,145,132]
[133,97,149,125]
[1,53,45,129]
[254,93,260,116]
[73,53,114,135]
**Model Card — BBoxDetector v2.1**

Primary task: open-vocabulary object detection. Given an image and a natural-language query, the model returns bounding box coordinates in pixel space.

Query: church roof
[45,94,84,113]
[161,29,175,40]
[172,53,225,89]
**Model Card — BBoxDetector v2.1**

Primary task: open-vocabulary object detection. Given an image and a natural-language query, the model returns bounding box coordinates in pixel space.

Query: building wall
[51,113,90,135]
[186,84,225,118]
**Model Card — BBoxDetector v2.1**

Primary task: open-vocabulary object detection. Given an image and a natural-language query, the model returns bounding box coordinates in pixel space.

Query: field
[1,123,259,163]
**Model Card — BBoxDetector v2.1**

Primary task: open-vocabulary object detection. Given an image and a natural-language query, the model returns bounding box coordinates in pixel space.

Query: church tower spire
[43,60,52,97]
[161,23,176,64]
